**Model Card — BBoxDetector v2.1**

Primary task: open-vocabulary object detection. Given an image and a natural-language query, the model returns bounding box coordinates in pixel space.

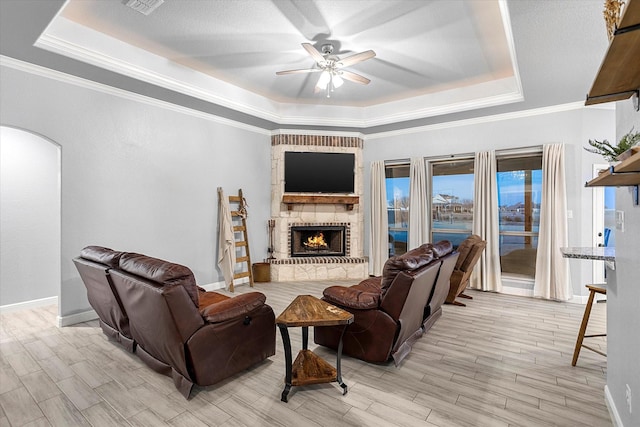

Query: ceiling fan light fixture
[277,43,375,99]
[333,74,344,89]
[316,71,330,91]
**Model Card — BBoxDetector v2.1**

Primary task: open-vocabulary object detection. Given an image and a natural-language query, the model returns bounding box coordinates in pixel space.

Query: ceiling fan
[276,43,376,98]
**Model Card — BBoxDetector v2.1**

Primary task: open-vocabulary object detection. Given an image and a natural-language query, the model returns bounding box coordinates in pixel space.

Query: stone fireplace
[268,134,368,281]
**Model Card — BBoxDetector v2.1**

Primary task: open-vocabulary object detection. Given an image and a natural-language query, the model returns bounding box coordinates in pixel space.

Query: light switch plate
[616,210,624,232]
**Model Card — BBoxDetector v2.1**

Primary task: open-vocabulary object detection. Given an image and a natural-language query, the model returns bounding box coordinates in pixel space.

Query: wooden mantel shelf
[282,195,359,211]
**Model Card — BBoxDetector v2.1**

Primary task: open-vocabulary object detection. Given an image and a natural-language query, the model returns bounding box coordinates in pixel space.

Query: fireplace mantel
[282,195,359,211]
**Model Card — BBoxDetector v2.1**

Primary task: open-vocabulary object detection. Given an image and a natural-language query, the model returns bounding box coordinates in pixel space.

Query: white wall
[362,106,616,298]
[0,63,272,320]
[0,126,60,306]
[606,101,640,427]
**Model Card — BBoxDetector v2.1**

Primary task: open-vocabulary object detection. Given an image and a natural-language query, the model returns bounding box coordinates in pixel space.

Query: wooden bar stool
[571,284,607,366]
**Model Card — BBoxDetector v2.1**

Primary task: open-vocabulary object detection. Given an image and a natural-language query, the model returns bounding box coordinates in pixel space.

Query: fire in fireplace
[290,226,346,257]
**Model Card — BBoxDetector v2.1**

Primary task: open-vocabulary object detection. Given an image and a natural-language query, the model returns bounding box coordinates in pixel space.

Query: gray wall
[607,101,640,426]
[362,107,616,298]
[0,64,272,319]
[1,126,60,306]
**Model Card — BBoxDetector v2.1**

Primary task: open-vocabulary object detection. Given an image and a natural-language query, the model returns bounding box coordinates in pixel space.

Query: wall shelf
[586,148,640,187]
[586,148,640,204]
[282,195,359,211]
[585,0,640,108]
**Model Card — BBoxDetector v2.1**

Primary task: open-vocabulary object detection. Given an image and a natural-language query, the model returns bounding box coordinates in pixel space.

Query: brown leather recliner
[106,252,275,399]
[445,234,486,306]
[314,241,458,365]
[73,246,135,352]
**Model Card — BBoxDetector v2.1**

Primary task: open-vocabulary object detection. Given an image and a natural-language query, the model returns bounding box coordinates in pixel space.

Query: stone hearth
[268,134,368,281]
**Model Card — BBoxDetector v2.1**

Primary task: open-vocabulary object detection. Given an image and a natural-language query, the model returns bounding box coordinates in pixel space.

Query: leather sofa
[314,241,458,365]
[445,234,486,306]
[74,246,276,398]
[73,246,134,352]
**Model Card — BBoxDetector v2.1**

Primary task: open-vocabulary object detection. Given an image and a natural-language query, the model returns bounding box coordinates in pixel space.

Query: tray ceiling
[35,0,523,127]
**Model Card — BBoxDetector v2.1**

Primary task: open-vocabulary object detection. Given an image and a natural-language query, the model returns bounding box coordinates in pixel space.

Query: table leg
[278,324,292,402]
[336,324,349,395]
[302,326,308,350]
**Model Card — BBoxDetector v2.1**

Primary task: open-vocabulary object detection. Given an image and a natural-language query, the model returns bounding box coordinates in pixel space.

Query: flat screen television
[284,151,355,193]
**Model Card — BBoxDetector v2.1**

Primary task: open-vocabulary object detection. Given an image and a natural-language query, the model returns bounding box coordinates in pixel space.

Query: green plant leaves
[584,127,640,162]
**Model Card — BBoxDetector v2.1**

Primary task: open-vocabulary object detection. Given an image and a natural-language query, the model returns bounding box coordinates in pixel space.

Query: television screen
[284,152,355,193]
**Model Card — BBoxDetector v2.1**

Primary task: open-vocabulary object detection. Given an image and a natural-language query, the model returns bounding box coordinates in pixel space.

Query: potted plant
[584,128,640,163]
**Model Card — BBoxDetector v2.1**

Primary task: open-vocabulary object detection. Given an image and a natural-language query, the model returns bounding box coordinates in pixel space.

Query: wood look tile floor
[0,281,610,426]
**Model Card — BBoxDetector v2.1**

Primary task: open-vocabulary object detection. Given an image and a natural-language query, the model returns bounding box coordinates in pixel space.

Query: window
[385,164,410,255]
[430,159,474,248]
[496,154,542,278]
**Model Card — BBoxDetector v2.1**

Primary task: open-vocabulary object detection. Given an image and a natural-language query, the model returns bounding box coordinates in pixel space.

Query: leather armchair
[314,241,458,365]
[445,234,486,306]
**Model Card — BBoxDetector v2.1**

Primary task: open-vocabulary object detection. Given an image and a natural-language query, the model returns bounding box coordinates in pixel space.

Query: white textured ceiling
[0,0,610,131]
[36,0,522,127]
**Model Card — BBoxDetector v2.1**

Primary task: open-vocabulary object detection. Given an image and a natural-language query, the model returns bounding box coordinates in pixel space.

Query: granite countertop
[560,247,616,262]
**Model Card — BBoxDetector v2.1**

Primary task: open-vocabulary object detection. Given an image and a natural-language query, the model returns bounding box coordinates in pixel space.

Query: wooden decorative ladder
[228,189,254,292]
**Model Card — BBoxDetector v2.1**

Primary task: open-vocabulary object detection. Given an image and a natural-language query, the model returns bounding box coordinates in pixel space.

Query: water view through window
[431,159,475,248]
[386,164,410,255]
[385,155,543,279]
[497,155,542,278]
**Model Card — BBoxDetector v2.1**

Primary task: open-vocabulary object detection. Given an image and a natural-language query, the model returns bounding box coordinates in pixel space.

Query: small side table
[276,294,354,402]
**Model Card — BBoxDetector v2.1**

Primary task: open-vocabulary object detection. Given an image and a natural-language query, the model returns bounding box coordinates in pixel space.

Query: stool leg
[572,289,596,366]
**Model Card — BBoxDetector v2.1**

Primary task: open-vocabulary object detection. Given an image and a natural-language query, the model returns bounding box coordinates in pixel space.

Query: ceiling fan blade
[337,50,376,68]
[340,70,371,85]
[276,68,322,75]
[302,43,326,64]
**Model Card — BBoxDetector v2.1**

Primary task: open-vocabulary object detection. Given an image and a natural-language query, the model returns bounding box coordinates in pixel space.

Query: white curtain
[534,144,571,300]
[217,187,236,289]
[409,158,429,250]
[369,161,389,276]
[471,151,502,292]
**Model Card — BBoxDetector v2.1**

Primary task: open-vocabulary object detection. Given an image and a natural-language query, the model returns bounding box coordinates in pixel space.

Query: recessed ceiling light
[125,0,164,16]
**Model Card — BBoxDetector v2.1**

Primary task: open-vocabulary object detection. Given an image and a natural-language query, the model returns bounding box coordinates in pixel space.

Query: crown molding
[33,11,524,129]
[365,101,589,140]
[0,55,271,136]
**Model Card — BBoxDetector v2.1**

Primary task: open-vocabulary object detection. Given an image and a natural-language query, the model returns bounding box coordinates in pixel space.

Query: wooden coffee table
[276,294,354,402]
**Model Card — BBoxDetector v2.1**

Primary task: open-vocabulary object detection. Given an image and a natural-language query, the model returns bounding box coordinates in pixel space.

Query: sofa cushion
[198,290,230,310]
[431,240,453,258]
[80,246,123,268]
[119,253,199,307]
[201,292,266,323]
[323,286,380,310]
[352,277,382,293]
[380,246,434,291]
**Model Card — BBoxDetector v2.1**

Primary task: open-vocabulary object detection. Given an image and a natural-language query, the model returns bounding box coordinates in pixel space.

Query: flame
[304,232,328,249]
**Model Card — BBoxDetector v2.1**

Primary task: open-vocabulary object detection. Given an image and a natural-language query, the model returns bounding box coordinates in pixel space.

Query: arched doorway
[0,126,61,312]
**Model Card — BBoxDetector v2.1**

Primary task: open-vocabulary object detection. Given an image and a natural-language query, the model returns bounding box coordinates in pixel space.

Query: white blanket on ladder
[217,187,236,288]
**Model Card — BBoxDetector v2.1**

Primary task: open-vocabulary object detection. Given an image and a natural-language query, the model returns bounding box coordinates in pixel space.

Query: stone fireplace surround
[268,134,368,281]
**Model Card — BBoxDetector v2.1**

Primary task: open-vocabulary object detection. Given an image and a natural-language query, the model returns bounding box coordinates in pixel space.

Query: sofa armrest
[201,292,266,323]
[323,286,380,310]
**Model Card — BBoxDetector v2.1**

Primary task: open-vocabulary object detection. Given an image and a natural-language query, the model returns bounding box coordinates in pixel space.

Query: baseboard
[199,278,249,292]
[605,385,624,426]
[0,296,58,314]
[500,285,588,304]
[57,309,98,327]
